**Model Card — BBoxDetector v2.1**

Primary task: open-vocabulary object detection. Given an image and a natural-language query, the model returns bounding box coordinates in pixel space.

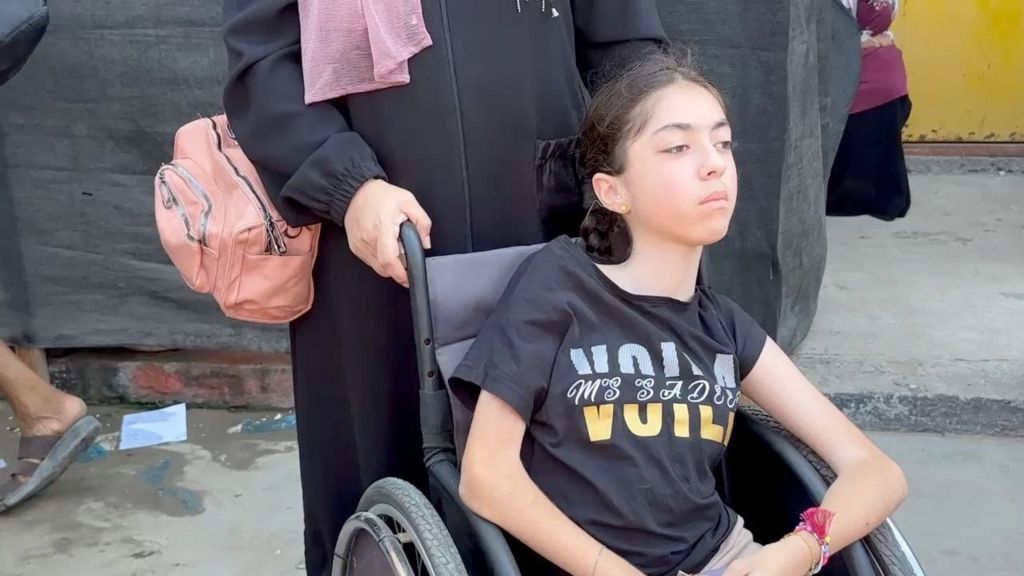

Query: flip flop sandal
[0,415,102,513]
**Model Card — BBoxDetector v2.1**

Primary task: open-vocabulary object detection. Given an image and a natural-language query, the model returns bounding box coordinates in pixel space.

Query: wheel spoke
[379,513,424,572]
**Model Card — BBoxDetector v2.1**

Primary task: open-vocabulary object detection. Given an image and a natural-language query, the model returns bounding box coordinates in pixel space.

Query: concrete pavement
[0,407,304,576]
[0,404,1020,576]
[872,431,1023,576]
[794,173,1024,436]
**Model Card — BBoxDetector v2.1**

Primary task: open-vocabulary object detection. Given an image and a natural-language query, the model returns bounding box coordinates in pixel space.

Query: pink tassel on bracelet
[795,507,836,573]
[798,507,835,541]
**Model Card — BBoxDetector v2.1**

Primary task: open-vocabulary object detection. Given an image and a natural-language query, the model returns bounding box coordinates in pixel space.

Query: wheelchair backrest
[426,242,544,457]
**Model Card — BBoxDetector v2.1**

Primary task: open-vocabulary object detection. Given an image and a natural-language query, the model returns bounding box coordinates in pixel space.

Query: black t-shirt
[450,237,768,576]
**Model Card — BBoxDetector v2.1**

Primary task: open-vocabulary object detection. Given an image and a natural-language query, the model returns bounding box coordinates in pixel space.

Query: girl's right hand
[343,178,432,287]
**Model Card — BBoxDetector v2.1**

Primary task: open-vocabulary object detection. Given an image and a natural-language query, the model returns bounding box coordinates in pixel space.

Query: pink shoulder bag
[154,115,320,324]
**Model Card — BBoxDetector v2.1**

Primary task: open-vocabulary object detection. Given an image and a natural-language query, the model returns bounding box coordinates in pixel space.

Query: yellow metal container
[891,0,1024,142]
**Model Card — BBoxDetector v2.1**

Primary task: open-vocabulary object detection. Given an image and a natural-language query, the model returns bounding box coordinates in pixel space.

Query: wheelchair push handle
[399,221,443,394]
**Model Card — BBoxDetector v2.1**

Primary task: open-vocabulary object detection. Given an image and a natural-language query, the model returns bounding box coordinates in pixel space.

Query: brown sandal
[0,415,101,512]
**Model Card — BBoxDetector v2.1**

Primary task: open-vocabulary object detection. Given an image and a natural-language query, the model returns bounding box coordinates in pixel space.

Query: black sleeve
[450,254,569,422]
[221,0,387,228]
[715,295,768,379]
[571,0,669,92]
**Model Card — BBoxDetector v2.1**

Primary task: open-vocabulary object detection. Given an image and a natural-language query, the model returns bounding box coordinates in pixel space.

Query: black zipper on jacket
[438,0,474,252]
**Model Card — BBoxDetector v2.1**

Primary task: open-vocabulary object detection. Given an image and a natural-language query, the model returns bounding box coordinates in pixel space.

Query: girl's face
[599,82,738,249]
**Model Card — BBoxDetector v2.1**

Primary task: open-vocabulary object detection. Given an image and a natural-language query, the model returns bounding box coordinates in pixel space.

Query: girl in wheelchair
[449,50,908,576]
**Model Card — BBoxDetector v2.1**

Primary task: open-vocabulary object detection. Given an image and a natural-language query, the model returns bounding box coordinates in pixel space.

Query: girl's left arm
[742,337,909,553]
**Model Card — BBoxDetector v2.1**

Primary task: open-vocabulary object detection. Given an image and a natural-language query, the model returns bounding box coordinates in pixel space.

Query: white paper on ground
[119,403,188,450]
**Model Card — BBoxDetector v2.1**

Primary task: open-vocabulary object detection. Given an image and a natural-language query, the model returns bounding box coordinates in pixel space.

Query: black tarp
[0,0,288,351]
[657,0,860,348]
[0,0,858,352]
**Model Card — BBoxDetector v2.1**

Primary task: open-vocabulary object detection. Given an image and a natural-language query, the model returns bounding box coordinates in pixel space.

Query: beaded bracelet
[793,507,835,575]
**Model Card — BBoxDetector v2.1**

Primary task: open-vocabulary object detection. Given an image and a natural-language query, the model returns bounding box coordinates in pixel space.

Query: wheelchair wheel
[356,477,469,576]
[740,404,925,576]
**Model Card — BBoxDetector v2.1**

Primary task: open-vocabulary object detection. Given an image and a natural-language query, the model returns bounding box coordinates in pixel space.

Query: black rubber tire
[357,477,469,576]
[739,404,924,576]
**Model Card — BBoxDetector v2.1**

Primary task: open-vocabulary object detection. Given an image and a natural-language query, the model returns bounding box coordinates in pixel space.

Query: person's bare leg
[0,344,87,480]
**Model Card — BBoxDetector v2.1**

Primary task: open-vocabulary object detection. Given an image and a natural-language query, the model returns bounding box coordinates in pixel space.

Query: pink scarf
[297,0,433,105]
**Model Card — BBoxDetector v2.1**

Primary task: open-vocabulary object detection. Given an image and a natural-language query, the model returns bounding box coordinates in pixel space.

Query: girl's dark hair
[579,48,725,263]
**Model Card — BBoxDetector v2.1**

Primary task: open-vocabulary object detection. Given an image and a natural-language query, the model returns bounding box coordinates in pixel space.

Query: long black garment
[221,1,666,574]
[826,95,912,221]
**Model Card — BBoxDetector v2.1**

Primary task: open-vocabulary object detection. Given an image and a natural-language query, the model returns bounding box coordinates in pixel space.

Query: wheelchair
[331,223,925,576]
